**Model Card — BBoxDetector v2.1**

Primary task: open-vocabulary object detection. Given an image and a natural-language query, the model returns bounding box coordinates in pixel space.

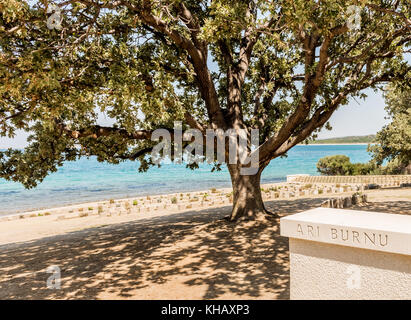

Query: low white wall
[286,174,310,183]
[281,208,411,300]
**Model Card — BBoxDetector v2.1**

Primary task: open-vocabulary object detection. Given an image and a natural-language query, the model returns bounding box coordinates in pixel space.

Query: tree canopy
[1,0,410,220]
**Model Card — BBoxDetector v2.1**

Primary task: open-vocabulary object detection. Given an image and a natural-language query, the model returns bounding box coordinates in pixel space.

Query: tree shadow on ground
[0,197,408,300]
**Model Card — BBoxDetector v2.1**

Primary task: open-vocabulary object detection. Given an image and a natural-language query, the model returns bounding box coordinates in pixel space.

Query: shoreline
[0,178,291,216]
[0,144,372,215]
[3,171,411,218]
[1,181,289,219]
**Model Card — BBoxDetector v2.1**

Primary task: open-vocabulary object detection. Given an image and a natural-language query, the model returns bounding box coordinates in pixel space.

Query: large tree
[0,0,410,221]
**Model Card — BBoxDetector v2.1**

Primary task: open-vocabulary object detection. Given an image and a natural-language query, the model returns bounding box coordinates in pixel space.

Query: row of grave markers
[2,177,409,222]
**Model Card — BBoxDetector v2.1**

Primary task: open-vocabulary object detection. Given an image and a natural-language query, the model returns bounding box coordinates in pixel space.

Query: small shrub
[133,200,138,206]
[316,155,352,176]
[88,207,93,211]
[211,188,217,193]
[109,199,115,204]
[317,155,378,176]
[171,197,177,204]
[98,206,103,214]
[44,212,51,216]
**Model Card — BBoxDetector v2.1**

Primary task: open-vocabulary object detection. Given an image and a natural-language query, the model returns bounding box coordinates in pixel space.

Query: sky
[0,88,390,148]
[316,89,389,139]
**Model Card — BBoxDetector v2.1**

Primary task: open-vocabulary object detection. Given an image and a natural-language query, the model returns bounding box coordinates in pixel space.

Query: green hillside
[308,135,376,144]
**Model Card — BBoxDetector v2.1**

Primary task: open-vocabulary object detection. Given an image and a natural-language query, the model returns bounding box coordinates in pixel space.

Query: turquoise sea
[0,144,371,215]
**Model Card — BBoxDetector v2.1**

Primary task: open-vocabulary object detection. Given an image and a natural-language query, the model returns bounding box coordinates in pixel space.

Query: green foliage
[381,158,409,174]
[369,84,411,172]
[316,155,378,176]
[317,155,353,175]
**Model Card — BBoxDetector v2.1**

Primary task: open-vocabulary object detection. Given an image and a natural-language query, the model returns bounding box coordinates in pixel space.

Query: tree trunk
[228,164,271,221]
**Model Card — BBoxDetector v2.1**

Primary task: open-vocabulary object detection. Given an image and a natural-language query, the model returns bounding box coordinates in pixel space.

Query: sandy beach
[0,187,409,299]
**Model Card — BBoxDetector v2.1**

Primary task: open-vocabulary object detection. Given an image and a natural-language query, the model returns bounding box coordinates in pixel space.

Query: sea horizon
[0,144,372,215]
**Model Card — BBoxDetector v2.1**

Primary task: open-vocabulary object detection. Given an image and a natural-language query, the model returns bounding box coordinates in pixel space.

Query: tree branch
[56,123,153,140]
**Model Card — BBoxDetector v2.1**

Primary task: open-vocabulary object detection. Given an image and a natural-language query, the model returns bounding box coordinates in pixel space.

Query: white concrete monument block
[281,208,411,299]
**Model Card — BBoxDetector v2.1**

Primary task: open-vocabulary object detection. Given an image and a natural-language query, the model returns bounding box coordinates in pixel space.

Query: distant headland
[306,135,376,145]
